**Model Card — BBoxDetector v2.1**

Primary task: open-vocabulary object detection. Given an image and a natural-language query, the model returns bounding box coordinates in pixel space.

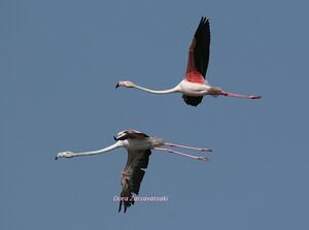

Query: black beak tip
[113,136,117,141]
[54,156,58,160]
[115,83,119,88]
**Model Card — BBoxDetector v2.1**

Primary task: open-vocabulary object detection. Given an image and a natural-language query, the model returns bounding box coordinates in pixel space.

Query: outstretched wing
[118,149,151,213]
[185,17,210,82]
[182,17,210,106]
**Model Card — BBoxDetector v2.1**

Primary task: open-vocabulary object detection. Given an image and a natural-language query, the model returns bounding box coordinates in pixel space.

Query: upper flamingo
[116,17,261,106]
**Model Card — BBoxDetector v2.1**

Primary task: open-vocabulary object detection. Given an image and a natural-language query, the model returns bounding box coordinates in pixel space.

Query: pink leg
[155,147,208,162]
[222,91,261,100]
[164,142,212,152]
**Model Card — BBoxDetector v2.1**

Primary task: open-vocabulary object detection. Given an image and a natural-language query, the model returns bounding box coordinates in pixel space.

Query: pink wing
[185,17,210,84]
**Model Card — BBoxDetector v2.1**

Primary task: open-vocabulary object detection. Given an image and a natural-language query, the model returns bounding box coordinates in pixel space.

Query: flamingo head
[55,151,75,160]
[115,81,136,88]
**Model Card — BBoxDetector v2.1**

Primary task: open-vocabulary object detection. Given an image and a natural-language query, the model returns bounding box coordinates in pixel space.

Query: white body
[121,137,164,152]
[177,80,210,96]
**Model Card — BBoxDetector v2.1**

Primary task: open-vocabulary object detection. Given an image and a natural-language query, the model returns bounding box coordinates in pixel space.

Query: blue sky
[1,0,309,229]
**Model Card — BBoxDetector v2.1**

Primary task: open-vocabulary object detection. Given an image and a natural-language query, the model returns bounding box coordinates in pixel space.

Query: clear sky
[1,0,309,229]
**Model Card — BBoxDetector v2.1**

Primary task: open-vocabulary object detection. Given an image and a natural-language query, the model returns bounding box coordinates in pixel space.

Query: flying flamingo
[116,17,261,106]
[55,129,212,213]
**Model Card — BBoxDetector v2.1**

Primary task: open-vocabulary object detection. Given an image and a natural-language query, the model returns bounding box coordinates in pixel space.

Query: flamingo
[116,17,261,106]
[55,129,212,213]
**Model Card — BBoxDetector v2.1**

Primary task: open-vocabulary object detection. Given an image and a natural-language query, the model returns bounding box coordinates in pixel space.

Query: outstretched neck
[133,84,179,95]
[72,141,124,158]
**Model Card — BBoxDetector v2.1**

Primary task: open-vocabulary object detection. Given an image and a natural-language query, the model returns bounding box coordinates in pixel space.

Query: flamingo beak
[54,156,58,160]
[115,83,120,88]
[113,136,117,141]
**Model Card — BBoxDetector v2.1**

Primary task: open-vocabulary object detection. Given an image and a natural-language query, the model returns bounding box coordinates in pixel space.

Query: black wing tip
[118,198,134,213]
[182,95,203,106]
[118,191,136,213]
[118,200,122,213]
[118,199,128,213]
[200,16,209,24]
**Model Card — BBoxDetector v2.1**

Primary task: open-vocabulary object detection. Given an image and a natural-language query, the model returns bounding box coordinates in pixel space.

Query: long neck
[133,84,179,95]
[71,141,123,158]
